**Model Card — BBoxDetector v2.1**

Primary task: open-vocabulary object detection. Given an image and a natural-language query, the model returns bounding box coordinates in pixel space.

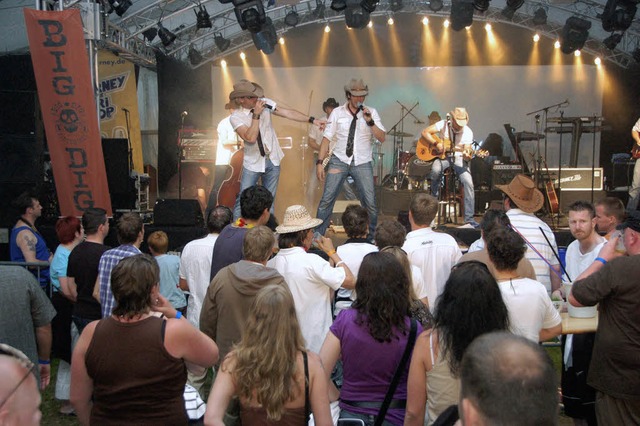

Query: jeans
[627,159,640,211]
[430,156,475,222]
[316,156,378,237]
[232,157,280,220]
[71,315,95,336]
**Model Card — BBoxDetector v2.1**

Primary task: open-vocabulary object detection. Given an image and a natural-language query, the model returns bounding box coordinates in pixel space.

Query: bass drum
[406,155,433,178]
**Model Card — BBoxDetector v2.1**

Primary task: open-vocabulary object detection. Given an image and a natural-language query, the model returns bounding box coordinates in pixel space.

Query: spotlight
[422,16,429,25]
[279,36,285,45]
[240,51,246,59]
[473,0,490,13]
[108,0,132,17]
[450,0,474,31]
[142,28,157,42]
[251,17,278,54]
[594,57,602,65]
[388,16,394,25]
[325,24,331,32]
[574,50,581,57]
[603,33,623,49]
[601,0,637,32]
[215,33,231,52]
[188,45,203,65]
[234,0,266,33]
[313,0,326,19]
[345,5,370,29]
[368,20,373,27]
[360,0,378,14]
[533,33,540,42]
[284,9,299,27]
[532,7,547,25]
[220,59,227,68]
[444,19,450,28]
[560,16,591,54]
[195,5,212,29]
[429,0,443,11]
[389,0,403,12]
[157,23,177,47]
[501,0,524,19]
[331,0,347,12]
[484,22,492,31]
[554,40,561,49]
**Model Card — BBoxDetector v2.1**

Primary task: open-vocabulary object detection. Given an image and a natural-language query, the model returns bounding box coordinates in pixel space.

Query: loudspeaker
[559,190,607,213]
[548,168,603,191]
[470,157,492,190]
[491,165,523,189]
[154,199,204,227]
[102,138,136,210]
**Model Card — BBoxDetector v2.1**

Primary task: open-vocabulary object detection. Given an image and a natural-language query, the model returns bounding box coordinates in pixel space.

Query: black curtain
[156,53,212,191]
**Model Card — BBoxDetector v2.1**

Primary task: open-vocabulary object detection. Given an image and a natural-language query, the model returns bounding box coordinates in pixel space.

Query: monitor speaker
[154,199,204,227]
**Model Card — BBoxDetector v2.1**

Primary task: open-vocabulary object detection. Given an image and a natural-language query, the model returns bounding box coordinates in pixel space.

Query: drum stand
[383,101,421,190]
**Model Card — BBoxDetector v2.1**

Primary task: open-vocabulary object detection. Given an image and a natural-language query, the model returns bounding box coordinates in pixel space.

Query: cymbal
[387,130,414,137]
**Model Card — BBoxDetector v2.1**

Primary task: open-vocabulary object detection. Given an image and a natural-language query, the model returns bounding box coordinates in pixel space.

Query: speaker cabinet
[102,138,136,210]
[154,199,204,227]
[491,165,523,189]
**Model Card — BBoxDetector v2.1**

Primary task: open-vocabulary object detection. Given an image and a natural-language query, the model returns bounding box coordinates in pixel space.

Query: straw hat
[496,174,545,213]
[229,79,264,100]
[344,78,369,96]
[276,205,323,234]
[449,107,469,127]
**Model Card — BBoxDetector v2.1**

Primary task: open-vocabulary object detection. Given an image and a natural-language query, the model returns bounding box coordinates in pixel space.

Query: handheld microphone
[181,111,188,117]
[263,104,273,110]
[122,107,129,113]
[446,113,451,123]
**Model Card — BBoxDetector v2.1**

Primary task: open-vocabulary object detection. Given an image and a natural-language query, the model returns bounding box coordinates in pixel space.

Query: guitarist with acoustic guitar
[419,107,479,227]
[627,117,640,212]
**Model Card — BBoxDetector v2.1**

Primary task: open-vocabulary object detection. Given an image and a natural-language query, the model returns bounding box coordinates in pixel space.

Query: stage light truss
[62,0,640,69]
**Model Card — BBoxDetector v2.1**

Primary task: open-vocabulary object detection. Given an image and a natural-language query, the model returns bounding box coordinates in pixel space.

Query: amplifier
[548,168,603,191]
[491,164,522,189]
[179,130,215,161]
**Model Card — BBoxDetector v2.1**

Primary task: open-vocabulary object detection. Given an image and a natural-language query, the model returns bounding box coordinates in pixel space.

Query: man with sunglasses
[228,79,326,220]
[0,345,42,425]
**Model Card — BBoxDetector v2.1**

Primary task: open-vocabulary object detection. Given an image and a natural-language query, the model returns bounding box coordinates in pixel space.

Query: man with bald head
[458,332,558,426]
[0,346,42,426]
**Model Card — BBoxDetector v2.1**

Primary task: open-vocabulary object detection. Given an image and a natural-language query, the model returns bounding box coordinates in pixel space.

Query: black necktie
[346,108,358,158]
[250,109,266,157]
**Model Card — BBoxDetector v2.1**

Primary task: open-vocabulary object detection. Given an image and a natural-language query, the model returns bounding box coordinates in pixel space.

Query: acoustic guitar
[416,134,489,162]
[631,143,640,160]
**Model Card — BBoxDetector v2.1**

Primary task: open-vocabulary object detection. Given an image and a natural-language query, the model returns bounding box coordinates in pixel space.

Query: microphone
[263,104,273,110]
[181,111,188,117]
[446,113,451,123]
[356,102,364,112]
[564,99,570,106]
[122,107,129,113]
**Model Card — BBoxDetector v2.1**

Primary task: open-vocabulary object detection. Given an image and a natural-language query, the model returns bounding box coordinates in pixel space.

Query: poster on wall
[24,8,112,216]
[98,50,144,173]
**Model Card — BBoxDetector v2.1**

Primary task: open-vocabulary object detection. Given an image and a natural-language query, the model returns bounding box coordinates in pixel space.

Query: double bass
[216,148,244,209]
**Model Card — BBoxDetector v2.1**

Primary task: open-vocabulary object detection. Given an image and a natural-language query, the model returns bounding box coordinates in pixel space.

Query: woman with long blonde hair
[205,285,332,426]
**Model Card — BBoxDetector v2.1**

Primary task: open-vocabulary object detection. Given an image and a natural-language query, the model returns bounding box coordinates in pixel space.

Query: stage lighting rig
[195,5,212,29]
[560,16,591,54]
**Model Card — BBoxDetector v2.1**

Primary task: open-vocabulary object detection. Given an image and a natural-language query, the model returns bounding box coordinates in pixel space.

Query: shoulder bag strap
[374,318,418,426]
[303,350,310,422]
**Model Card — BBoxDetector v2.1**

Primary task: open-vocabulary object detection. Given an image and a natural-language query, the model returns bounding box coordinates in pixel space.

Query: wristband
[308,116,315,124]
[38,359,50,365]
[595,257,607,265]
[175,311,182,319]
[316,159,324,165]
[366,120,375,127]
[335,260,345,267]
[252,113,260,120]
[326,249,336,256]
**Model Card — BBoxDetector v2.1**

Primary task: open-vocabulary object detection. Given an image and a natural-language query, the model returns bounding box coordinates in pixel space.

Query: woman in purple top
[320,252,422,426]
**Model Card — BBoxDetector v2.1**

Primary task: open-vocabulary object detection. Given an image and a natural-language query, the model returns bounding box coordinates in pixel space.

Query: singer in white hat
[315,78,387,238]
[420,107,478,228]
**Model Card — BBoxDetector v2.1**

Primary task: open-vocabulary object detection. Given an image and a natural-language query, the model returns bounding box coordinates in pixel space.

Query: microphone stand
[178,113,186,200]
[122,109,134,176]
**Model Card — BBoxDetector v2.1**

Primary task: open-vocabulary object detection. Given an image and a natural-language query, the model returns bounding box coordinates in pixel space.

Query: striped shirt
[506,209,559,293]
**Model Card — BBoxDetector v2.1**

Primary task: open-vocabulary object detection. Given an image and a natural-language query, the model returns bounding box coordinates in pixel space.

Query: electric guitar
[416,134,489,162]
[632,143,640,160]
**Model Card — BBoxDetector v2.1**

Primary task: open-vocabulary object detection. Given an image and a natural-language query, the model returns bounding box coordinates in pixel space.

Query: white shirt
[434,119,473,158]
[507,209,559,294]
[335,242,378,310]
[216,116,236,165]
[633,117,640,133]
[323,103,386,166]
[564,238,606,283]
[267,247,345,353]
[179,233,219,328]
[229,101,285,172]
[498,277,562,343]
[402,227,462,312]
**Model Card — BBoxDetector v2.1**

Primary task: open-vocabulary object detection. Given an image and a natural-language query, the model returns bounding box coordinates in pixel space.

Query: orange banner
[24,9,112,216]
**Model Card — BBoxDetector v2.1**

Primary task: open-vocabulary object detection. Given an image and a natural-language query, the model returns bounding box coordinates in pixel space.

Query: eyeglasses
[0,344,36,410]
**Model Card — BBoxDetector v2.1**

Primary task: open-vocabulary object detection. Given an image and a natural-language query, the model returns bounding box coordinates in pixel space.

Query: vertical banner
[24,9,112,216]
[98,50,144,173]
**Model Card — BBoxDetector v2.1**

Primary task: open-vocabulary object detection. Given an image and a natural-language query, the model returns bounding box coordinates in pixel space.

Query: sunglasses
[0,344,36,409]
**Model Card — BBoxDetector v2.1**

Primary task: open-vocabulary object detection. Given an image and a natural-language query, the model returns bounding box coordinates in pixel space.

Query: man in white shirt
[315,78,386,238]
[560,200,605,426]
[496,174,562,294]
[421,107,478,227]
[402,193,462,312]
[594,196,625,240]
[627,116,640,211]
[228,79,326,219]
